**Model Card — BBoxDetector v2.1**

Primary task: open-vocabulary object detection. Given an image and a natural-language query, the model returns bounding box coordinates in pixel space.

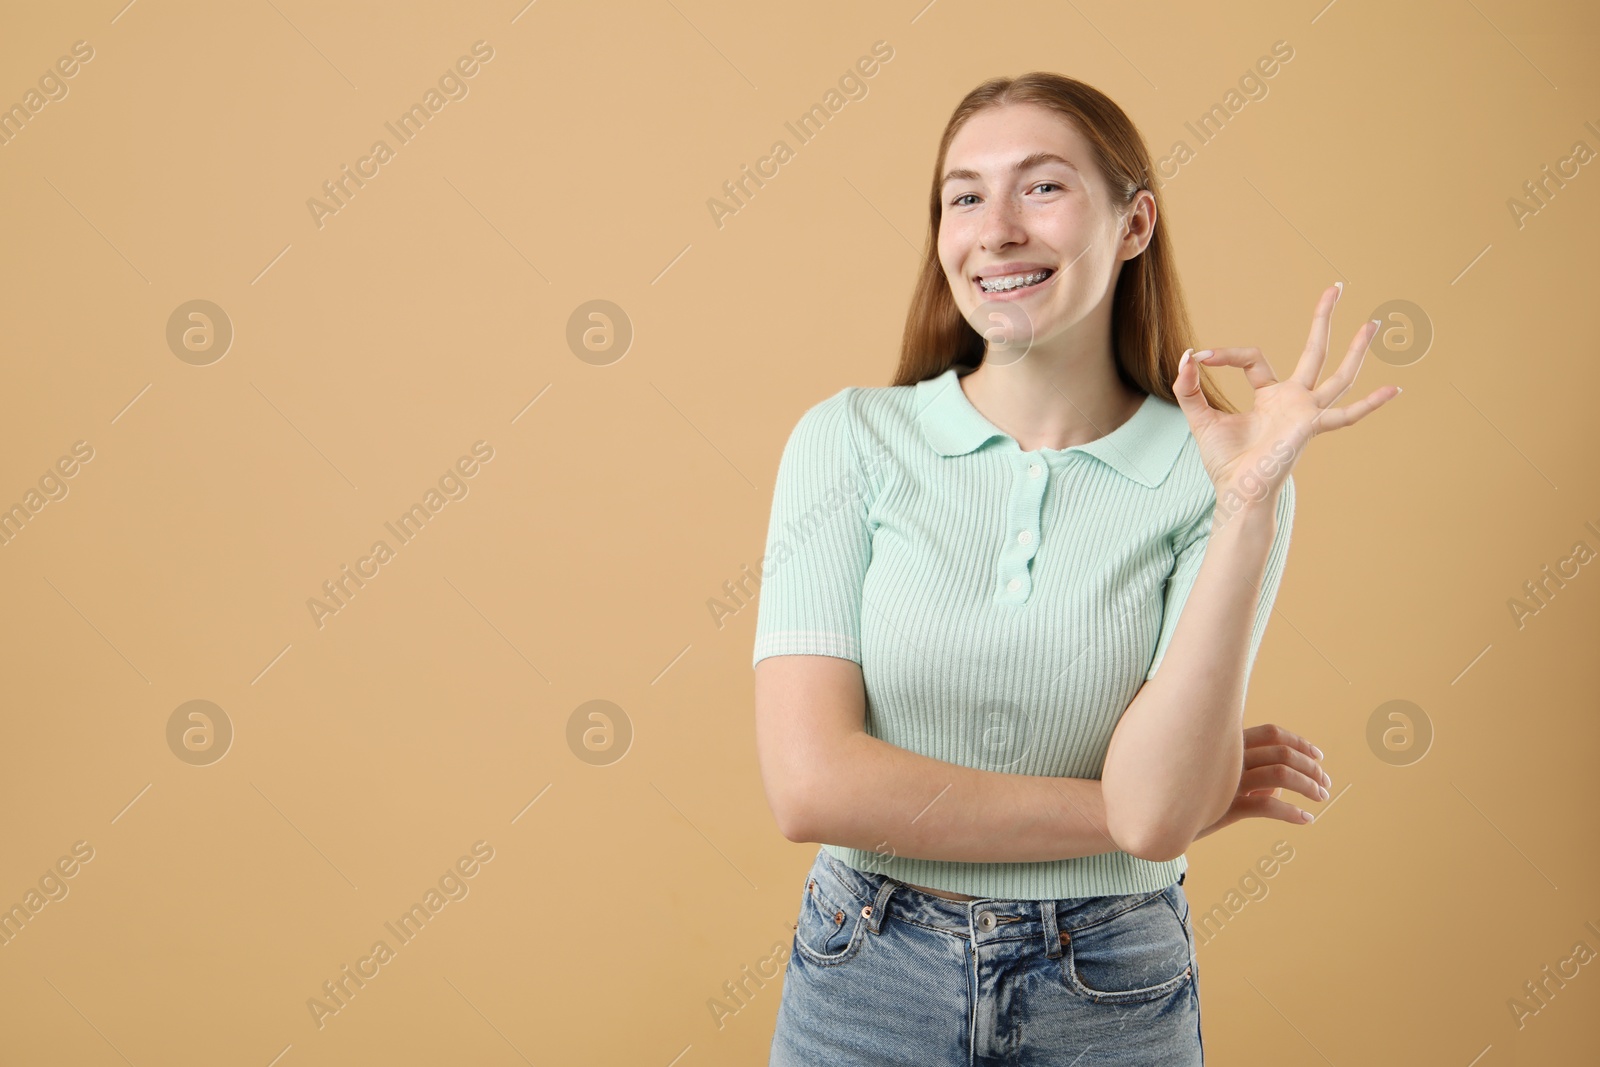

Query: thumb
[1172,348,1215,425]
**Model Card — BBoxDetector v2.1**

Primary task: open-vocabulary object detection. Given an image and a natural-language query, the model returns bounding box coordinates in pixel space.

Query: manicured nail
[1301,810,1315,823]
[1334,281,1344,299]
[1194,349,1214,361]
[1179,348,1191,370]
[1311,744,1324,759]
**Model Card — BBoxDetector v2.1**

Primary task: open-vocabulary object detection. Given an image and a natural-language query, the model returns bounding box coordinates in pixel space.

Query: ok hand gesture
[1172,283,1402,507]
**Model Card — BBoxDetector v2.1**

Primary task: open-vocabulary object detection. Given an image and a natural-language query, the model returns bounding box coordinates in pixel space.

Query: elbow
[1107,810,1192,863]
[767,774,826,844]
[763,733,856,845]
[774,796,817,843]
[1120,832,1190,864]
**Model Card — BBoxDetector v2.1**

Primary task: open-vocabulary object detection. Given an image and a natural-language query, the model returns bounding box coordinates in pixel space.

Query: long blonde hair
[892,71,1236,413]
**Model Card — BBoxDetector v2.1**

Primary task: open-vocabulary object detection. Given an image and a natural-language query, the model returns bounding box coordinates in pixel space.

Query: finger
[1311,384,1401,433]
[1240,763,1328,803]
[1243,742,1331,790]
[1311,318,1380,408]
[1191,347,1278,391]
[1242,723,1325,762]
[1292,283,1342,390]
[1172,348,1218,426]
[1225,794,1317,825]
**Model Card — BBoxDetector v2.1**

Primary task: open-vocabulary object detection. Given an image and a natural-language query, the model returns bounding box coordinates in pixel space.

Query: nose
[978,192,1027,251]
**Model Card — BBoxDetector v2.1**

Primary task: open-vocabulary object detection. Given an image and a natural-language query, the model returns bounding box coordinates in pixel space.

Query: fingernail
[1194,349,1213,361]
[1302,810,1315,823]
[1334,281,1344,299]
[1179,348,1191,370]
[1318,786,1329,800]
[1311,744,1324,759]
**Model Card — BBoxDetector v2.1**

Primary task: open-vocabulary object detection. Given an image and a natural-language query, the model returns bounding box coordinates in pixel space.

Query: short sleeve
[1144,475,1295,685]
[751,389,874,668]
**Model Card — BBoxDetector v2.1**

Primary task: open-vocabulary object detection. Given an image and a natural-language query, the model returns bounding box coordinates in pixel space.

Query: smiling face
[937,102,1150,354]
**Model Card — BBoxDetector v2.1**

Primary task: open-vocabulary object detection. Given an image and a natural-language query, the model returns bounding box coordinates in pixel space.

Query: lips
[973,263,1055,283]
[975,267,1056,296]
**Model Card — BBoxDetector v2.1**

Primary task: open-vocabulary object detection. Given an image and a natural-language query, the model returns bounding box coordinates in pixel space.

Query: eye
[948,181,1065,208]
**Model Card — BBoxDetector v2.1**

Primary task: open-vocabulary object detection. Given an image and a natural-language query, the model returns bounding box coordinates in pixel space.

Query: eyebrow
[941,152,1079,187]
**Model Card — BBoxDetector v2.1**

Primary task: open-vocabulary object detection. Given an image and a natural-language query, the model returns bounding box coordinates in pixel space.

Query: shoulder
[792,378,919,425]
[780,379,920,459]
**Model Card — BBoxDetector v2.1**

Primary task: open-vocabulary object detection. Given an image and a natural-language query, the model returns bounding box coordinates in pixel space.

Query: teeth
[979,269,1052,293]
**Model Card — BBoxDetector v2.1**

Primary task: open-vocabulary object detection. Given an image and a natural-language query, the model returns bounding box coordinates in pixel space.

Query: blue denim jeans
[770,846,1202,1066]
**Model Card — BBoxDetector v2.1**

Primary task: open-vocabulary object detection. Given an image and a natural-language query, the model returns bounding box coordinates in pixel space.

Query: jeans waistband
[811,848,1186,961]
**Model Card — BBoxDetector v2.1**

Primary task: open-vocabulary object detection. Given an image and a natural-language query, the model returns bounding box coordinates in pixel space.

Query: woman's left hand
[1172,283,1402,507]
[1193,723,1330,840]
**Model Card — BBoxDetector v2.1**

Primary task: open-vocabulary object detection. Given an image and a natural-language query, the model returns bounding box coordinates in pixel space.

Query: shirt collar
[913,366,1191,488]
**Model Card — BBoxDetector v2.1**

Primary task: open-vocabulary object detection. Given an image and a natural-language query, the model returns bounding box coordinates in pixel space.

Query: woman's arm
[757,654,1116,863]
[757,654,1329,865]
[1102,284,1397,861]
[1102,495,1281,861]
[813,734,1117,864]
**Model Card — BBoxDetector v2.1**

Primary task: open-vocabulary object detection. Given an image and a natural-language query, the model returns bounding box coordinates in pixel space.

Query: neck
[958,336,1144,452]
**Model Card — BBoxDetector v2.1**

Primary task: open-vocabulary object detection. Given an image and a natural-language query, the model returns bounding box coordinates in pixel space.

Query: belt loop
[864,879,896,934]
[1178,871,1186,886]
[1041,900,1064,959]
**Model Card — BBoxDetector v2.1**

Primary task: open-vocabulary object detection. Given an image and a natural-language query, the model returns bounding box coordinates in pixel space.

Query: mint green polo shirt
[752,365,1295,899]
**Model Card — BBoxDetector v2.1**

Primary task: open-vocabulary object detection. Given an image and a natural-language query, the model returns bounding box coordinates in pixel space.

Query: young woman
[752,72,1397,1065]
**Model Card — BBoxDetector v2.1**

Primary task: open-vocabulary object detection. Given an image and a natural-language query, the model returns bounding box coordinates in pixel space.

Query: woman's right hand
[1193,723,1330,840]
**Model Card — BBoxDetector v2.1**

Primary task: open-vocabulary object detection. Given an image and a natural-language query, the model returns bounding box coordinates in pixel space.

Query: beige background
[1,0,1596,1063]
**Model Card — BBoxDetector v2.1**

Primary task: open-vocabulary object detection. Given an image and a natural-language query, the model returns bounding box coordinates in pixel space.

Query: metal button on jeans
[977,910,996,931]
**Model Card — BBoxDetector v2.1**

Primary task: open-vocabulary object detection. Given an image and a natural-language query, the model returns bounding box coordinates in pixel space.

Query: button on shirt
[752,366,1295,899]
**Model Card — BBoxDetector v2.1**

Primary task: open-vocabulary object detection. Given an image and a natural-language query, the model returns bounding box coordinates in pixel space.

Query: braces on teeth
[979,269,1052,293]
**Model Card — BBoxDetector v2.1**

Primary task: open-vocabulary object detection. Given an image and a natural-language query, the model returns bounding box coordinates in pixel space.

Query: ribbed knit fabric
[752,366,1296,899]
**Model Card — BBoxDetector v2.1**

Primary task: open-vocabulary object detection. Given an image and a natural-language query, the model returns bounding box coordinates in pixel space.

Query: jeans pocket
[793,857,867,966]
[1062,888,1194,1004]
